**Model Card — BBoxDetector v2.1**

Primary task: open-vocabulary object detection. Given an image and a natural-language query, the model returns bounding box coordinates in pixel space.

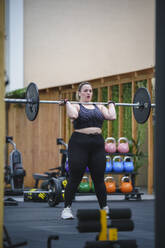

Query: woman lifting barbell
[61,82,116,219]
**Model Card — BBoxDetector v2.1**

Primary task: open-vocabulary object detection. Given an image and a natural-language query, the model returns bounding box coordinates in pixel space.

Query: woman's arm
[99,103,117,120]
[66,102,79,120]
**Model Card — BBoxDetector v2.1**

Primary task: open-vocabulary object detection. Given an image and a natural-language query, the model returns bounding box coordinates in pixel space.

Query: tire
[40,180,49,190]
[48,179,62,207]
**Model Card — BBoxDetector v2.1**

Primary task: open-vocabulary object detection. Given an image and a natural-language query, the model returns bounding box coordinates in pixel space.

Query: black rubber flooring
[4,199,154,248]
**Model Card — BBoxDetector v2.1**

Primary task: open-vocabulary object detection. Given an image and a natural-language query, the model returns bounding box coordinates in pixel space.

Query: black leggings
[64,132,107,208]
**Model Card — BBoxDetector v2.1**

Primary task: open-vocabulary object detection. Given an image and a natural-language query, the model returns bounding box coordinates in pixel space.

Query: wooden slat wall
[107,86,112,136]
[118,84,123,137]
[132,80,137,151]
[7,68,155,191]
[7,89,60,187]
[62,68,154,193]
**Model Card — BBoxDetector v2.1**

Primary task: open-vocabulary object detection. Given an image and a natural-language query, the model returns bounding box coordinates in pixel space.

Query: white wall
[23,0,155,89]
[5,0,24,92]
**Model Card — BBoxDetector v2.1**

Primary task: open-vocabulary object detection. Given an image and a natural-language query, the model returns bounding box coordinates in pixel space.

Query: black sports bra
[73,104,105,129]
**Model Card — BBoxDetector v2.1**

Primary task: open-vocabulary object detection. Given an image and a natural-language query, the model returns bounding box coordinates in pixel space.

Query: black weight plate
[48,179,62,207]
[133,87,151,124]
[25,82,39,121]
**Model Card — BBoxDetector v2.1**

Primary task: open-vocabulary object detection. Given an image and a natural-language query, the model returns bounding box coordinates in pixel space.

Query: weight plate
[133,87,151,124]
[25,82,39,121]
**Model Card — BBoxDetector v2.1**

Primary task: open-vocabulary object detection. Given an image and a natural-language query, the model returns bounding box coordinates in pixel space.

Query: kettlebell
[123,156,134,172]
[112,156,124,173]
[120,176,133,193]
[105,155,112,172]
[104,176,116,193]
[105,137,117,153]
[117,137,129,153]
[78,176,90,193]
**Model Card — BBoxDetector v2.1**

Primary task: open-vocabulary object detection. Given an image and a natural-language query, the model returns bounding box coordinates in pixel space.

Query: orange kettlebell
[104,176,116,193]
[120,176,133,193]
[105,137,117,153]
[117,137,129,153]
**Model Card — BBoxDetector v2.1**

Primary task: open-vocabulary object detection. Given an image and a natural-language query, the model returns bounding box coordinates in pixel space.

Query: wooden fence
[6,89,61,187]
[6,67,154,193]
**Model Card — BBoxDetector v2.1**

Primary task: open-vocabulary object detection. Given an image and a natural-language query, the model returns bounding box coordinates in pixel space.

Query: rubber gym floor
[4,195,154,248]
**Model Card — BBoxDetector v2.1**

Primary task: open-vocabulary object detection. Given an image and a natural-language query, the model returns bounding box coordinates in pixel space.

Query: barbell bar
[4,82,156,123]
[4,98,156,107]
[4,98,140,106]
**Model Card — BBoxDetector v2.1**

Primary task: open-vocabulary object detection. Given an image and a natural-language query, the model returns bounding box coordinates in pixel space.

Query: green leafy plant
[5,87,26,99]
[5,87,27,108]
[129,131,148,172]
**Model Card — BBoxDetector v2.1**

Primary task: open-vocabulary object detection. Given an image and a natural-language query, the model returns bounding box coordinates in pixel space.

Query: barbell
[4,82,155,123]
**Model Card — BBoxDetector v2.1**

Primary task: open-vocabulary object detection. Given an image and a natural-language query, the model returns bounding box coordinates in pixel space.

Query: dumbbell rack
[77,152,144,200]
[105,152,143,200]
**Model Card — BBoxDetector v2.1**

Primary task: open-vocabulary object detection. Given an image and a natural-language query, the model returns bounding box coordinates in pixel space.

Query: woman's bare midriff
[74,127,102,134]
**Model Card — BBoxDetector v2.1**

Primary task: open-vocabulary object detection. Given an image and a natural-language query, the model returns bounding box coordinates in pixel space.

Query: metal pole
[4,98,140,107]
[4,98,156,108]
[71,101,141,107]
[4,98,28,104]
[155,0,165,247]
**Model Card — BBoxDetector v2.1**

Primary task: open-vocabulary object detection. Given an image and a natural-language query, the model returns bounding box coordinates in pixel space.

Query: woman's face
[79,84,93,102]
